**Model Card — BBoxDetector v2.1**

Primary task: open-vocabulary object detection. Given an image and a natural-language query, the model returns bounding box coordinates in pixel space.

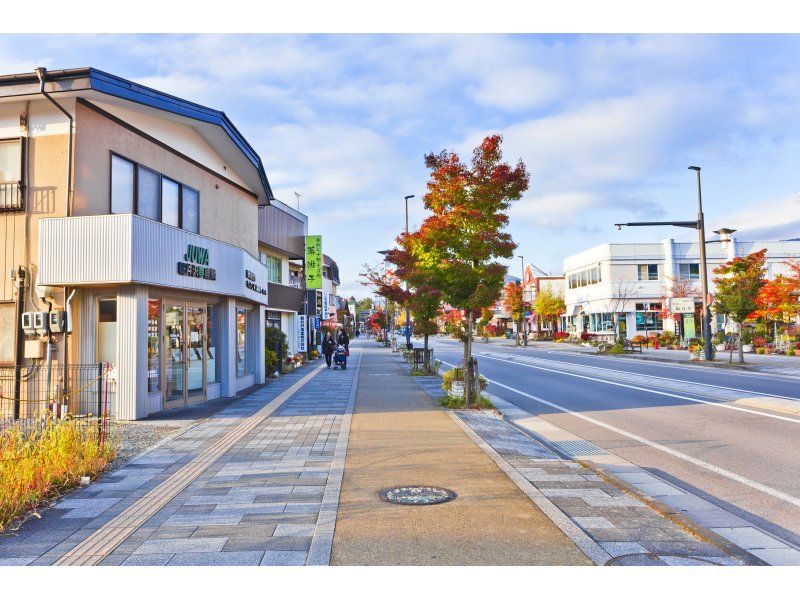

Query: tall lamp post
[519,256,527,346]
[378,250,392,348]
[403,194,415,350]
[615,166,727,362]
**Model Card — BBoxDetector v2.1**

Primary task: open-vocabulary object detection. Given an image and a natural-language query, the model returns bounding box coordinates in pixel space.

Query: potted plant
[714,330,726,352]
[741,329,754,354]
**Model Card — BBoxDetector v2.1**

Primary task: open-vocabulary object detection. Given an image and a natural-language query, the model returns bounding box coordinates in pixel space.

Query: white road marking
[475,349,800,403]
[465,351,800,424]
[439,358,800,510]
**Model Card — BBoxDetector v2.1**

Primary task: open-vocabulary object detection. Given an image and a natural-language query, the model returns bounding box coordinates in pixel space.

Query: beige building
[0,67,278,419]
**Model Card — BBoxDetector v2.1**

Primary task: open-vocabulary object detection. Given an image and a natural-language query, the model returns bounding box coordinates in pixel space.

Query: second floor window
[638,264,658,281]
[111,153,199,233]
[259,252,282,284]
[679,263,700,280]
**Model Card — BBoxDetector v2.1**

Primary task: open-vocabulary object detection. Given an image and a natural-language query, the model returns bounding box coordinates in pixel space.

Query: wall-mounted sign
[314,316,320,330]
[178,244,216,280]
[322,290,330,319]
[297,315,307,352]
[305,235,323,289]
[670,297,695,313]
[244,269,267,295]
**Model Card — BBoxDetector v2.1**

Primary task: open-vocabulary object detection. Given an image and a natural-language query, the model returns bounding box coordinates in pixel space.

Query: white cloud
[721,195,800,241]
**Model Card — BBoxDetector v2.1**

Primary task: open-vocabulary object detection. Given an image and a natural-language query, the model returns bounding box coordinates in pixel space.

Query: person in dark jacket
[322,331,336,367]
[338,329,350,350]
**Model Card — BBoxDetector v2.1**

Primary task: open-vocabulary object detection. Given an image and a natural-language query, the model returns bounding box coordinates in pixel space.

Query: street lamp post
[689,166,713,362]
[519,256,527,346]
[404,194,415,350]
[614,165,724,362]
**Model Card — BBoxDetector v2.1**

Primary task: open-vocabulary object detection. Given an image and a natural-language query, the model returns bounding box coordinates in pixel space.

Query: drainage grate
[379,486,457,506]
[551,440,608,457]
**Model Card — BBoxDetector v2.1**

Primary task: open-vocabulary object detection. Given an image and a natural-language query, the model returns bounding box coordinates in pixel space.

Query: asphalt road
[425,336,800,547]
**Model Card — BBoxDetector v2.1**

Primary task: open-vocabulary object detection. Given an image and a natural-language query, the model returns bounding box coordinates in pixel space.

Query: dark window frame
[109,150,199,233]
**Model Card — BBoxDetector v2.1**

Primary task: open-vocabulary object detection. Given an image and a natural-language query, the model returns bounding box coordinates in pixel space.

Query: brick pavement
[0,350,359,567]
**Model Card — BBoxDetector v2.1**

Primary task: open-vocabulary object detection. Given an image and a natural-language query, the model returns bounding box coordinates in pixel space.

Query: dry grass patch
[0,419,117,531]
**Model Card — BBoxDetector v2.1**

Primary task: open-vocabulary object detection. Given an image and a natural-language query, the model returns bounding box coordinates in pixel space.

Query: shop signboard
[305,235,323,289]
[670,297,695,313]
[683,314,696,339]
[322,290,330,319]
[314,316,320,330]
[297,315,307,352]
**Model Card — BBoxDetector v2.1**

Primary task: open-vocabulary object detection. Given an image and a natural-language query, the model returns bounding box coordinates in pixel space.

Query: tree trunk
[738,332,744,364]
[464,310,474,406]
[515,317,521,347]
[424,333,430,373]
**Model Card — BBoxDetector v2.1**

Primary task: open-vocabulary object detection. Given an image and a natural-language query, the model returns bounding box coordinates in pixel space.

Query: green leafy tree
[412,134,530,404]
[713,249,767,363]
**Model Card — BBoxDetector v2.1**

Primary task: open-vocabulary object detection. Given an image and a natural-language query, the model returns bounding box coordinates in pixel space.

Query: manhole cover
[379,486,457,506]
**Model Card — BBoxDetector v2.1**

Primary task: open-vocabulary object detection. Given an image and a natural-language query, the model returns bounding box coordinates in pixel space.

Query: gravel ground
[106,420,187,469]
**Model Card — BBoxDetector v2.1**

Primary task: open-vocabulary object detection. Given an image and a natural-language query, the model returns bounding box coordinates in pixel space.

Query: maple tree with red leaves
[411,134,530,404]
[502,281,529,346]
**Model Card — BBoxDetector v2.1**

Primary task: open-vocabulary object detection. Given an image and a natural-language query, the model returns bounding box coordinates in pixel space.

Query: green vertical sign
[305,235,323,289]
[683,314,696,340]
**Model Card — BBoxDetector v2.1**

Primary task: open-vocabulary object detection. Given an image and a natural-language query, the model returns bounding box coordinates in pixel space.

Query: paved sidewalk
[0,353,359,566]
[331,343,590,566]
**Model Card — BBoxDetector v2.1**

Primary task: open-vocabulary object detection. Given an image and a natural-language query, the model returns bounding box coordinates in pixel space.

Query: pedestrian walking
[338,328,350,351]
[322,331,336,368]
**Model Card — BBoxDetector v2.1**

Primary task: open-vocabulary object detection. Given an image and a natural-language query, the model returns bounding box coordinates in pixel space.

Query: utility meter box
[22,312,36,335]
[33,311,49,335]
[49,310,67,333]
[24,339,45,359]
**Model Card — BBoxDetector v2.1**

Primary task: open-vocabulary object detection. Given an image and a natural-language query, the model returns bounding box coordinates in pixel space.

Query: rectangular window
[268,256,282,284]
[147,298,161,393]
[161,178,180,227]
[636,312,663,331]
[679,263,700,280]
[0,139,22,182]
[638,264,658,281]
[97,299,118,365]
[207,304,221,383]
[236,306,250,377]
[137,166,160,221]
[0,303,14,363]
[111,155,135,214]
[182,186,199,233]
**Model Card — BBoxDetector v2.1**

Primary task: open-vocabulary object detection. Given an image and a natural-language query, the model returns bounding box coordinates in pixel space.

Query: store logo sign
[245,269,267,295]
[178,244,216,280]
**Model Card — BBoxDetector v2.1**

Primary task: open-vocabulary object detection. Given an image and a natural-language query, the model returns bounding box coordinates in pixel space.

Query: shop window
[266,310,282,329]
[147,299,161,392]
[236,307,251,377]
[0,303,14,363]
[206,304,220,383]
[635,312,663,331]
[111,155,135,214]
[137,166,160,221]
[638,264,658,281]
[97,299,118,365]
[182,186,199,234]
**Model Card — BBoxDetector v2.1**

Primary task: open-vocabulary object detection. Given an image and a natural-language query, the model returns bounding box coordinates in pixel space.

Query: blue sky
[3,34,800,297]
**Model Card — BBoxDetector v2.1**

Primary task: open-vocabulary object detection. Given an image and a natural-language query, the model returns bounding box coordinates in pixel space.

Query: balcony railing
[0,181,23,211]
[288,277,304,289]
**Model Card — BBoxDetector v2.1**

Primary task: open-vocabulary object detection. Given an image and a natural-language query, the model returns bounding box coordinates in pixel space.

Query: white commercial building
[562,237,800,341]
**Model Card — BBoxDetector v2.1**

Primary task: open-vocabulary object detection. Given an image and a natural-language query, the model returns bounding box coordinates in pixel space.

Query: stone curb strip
[487,393,798,566]
[574,459,765,566]
[55,364,328,566]
[446,410,612,565]
[306,348,361,565]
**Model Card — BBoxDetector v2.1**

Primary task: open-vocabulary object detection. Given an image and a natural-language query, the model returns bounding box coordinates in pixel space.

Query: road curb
[492,405,763,566]
[606,353,800,375]
[575,459,765,566]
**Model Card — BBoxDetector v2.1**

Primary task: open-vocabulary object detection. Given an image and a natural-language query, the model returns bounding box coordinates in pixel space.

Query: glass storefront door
[163,301,207,409]
[164,303,185,408]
